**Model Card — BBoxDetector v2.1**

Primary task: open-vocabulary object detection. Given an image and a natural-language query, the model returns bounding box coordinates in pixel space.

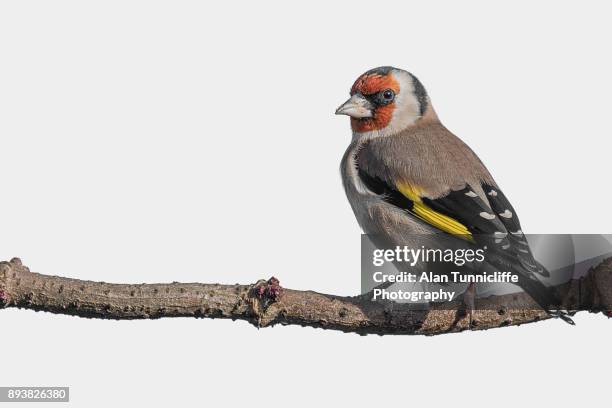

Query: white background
[1,1,610,406]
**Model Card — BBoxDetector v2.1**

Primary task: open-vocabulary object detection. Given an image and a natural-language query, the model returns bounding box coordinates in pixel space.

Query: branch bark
[1,257,610,335]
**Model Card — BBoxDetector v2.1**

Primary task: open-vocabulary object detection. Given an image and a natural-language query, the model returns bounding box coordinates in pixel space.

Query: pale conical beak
[335,94,373,118]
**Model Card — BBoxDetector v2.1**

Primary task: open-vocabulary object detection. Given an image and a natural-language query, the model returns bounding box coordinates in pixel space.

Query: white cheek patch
[386,71,421,136]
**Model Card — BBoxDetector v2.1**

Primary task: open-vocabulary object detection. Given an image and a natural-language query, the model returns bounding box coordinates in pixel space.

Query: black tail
[516,271,575,325]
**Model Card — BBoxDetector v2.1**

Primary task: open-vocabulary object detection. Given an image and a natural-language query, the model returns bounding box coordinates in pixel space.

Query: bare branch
[1,257,610,335]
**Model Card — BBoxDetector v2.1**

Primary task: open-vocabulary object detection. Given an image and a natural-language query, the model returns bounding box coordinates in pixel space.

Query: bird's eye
[375,89,395,105]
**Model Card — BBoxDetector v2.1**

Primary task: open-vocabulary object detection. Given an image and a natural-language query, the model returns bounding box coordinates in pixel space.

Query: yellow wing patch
[397,182,473,240]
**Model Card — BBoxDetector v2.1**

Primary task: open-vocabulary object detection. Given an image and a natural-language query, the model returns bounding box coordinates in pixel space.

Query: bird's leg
[463,282,476,328]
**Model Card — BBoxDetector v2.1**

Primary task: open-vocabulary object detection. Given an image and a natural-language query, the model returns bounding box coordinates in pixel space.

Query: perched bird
[336,66,572,323]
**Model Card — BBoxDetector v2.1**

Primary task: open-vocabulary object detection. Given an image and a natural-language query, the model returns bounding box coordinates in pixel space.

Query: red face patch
[351,73,399,96]
[350,73,400,133]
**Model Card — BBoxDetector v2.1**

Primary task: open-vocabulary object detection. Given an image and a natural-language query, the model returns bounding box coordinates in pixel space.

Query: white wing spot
[487,190,498,197]
[494,231,508,238]
[511,229,523,235]
[499,209,513,218]
[479,212,496,220]
[465,191,478,197]
[501,244,510,249]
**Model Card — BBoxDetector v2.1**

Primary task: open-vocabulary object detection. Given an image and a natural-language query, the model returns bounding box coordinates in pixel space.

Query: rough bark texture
[1,257,610,335]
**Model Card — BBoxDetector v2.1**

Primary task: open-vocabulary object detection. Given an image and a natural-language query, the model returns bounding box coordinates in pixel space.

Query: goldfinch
[336,66,572,323]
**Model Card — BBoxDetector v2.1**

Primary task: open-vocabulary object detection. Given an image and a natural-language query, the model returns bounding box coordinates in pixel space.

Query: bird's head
[335,66,432,138]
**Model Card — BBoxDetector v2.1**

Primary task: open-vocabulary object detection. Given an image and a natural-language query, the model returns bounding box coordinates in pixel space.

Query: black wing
[422,183,549,277]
